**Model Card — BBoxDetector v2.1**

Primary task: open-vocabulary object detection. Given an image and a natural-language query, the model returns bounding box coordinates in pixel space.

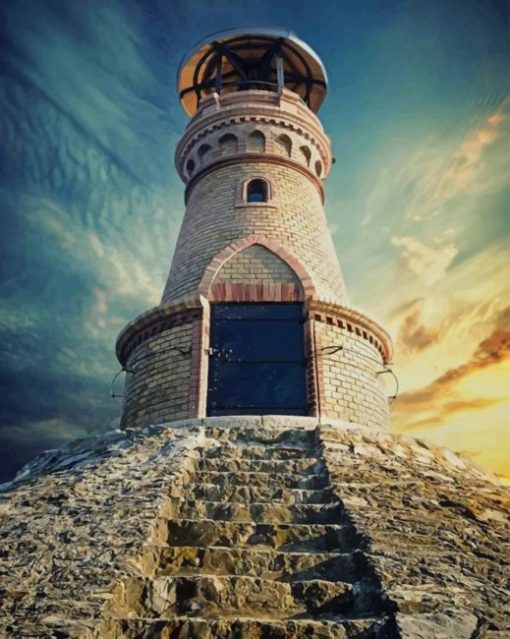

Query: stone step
[197,456,321,474]
[165,518,359,552]
[170,498,344,524]
[203,425,318,448]
[181,483,336,505]
[108,575,366,619]
[194,470,328,489]
[202,444,316,461]
[102,615,392,639]
[151,546,362,582]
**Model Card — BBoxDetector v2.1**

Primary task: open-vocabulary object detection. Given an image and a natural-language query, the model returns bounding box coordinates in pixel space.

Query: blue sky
[0,0,508,481]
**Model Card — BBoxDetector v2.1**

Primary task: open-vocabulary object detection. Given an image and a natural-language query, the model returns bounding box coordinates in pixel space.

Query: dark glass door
[207,303,307,416]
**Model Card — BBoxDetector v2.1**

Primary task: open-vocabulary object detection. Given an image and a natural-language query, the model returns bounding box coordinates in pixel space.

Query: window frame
[237,176,274,207]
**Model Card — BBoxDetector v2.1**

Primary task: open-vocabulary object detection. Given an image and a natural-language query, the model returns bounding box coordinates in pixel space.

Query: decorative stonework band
[184,155,326,204]
[175,89,332,181]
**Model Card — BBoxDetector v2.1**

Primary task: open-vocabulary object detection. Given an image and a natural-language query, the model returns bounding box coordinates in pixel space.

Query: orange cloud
[392,315,510,431]
[395,298,445,355]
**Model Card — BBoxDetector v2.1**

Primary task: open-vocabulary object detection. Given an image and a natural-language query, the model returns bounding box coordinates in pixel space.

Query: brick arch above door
[197,234,317,302]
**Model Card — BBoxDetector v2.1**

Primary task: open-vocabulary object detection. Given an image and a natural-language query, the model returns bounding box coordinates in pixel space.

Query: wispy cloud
[404,98,510,222]
[395,298,445,355]
[390,298,510,478]
[353,96,509,242]
[391,235,458,285]
[394,321,510,416]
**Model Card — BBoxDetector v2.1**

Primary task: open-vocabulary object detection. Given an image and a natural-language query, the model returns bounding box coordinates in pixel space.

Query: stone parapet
[175,89,332,186]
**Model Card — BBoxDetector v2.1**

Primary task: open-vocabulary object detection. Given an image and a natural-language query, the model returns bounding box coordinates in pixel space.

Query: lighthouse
[116,28,393,430]
[1,28,507,639]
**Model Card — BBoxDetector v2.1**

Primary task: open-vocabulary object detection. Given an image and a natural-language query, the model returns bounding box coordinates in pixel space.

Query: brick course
[162,160,346,305]
[121,322,194,430]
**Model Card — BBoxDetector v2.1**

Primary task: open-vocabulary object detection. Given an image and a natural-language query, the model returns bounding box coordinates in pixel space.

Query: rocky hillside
[0,417,508,638]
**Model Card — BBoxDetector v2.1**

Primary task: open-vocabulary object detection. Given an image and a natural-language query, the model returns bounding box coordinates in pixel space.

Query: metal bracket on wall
[319,343,399,402]
[110,345,192,399]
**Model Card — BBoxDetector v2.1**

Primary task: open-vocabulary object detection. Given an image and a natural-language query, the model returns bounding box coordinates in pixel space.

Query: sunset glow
[0,0,508,482]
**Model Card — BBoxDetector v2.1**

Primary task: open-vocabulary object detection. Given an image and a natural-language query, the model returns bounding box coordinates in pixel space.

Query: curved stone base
[0,417,508,638]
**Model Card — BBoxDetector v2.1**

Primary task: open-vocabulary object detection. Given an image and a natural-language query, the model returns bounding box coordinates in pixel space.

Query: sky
[0,0,508,483]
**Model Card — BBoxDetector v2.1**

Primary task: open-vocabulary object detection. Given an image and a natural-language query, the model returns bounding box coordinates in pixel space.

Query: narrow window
[275,134,292,158]
[219,133,238,154]
[247,130,265,153]
[186,159,195,176]
[246,178,268,203]
[198,144,212,164]
[299,145,311,166]
[315,160,323,177]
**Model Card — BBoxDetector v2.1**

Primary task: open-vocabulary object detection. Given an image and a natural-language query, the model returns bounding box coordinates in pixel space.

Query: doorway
[207,303,307,416]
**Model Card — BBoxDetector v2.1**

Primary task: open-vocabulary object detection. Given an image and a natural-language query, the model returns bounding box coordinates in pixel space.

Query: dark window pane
[247,179,268,203]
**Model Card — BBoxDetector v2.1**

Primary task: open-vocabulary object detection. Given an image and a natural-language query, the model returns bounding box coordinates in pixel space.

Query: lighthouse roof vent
[177,27,328,117]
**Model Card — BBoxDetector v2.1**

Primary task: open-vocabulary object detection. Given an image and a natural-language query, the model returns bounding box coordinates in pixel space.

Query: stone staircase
[102,425,398,638]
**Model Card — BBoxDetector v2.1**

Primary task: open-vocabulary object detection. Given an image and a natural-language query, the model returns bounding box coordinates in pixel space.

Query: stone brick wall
[162,89,347,306]
[162,160,346,304]
[121,321,195,430]
[117,300,392,428]
[214,244,300,285]
[314,321,390,429]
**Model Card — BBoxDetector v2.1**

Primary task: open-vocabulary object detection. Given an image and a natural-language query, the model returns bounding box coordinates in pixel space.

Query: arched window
[275,134,292,158]
[246,130,265,153]
[219,133,238,154]
[315,160,323,177]
[186,159,195,176]
[198,144,212,164]
[246,178,268,203]
[299,145,311,166]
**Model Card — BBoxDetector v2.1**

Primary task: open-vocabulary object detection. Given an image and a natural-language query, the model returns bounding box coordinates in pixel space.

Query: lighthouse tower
[116,28,393,430]
[1,28,507,639]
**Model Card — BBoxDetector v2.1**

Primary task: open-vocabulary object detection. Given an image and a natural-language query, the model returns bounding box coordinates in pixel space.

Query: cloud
[395,298,444,354]
[391,235,458,285]
[434,101,509,201]
[347,97,509,281]
[393,318,510,420]
[404,98,510,222]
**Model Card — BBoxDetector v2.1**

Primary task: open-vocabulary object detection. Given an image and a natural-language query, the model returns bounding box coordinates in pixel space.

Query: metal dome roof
[177,27,328,117]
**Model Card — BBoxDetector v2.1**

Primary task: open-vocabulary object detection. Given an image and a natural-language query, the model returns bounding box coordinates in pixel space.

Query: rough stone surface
[0,417,508,638]
[320,422,510,638]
